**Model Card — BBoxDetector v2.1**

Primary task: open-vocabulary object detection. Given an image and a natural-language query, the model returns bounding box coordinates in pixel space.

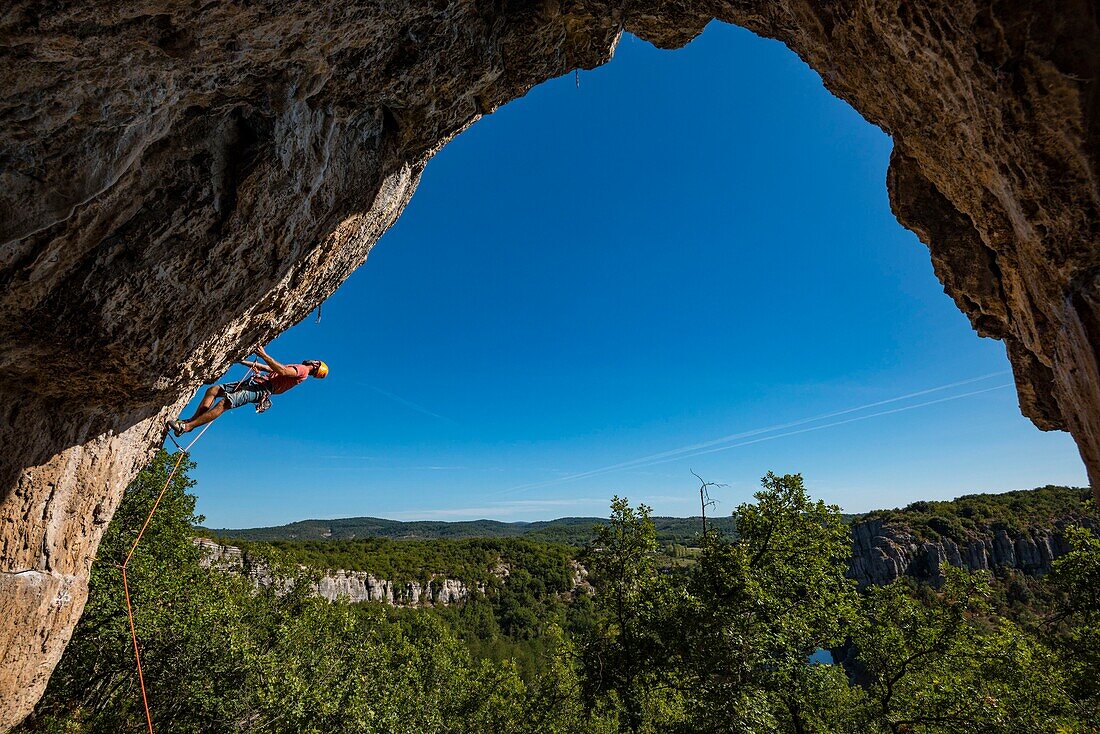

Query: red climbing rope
[121,449,186,734]
[122,365,254,734]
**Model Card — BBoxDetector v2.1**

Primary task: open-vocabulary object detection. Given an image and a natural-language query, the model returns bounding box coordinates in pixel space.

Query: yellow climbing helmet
[314,361,329,379]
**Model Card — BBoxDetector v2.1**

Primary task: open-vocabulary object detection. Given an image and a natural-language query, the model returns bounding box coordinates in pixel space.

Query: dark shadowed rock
[847,516,1093,587]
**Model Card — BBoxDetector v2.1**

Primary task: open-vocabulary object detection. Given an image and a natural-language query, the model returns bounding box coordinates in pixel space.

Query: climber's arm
[239,360,272,374]
[255,346,297,377]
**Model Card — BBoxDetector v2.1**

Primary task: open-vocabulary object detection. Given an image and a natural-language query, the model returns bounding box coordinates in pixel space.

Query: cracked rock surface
[1,0,1098,728]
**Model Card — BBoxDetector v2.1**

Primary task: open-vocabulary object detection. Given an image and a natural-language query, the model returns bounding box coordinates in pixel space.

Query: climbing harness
[225,360,273,414]
[123,363,256,734]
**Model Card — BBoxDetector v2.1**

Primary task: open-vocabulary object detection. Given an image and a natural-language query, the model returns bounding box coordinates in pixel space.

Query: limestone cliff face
[195,538,492,605]
[201,520,1084,604]
[847,517,1094,587]
[2,0,1100,728]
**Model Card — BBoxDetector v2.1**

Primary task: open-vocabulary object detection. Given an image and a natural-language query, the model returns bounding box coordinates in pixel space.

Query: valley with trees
[13,452,1099,733]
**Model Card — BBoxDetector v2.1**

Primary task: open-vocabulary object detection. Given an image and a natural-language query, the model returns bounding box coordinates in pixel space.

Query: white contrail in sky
[357,383,458,424]
[615,384,1011,467]
[498,373,1011,495]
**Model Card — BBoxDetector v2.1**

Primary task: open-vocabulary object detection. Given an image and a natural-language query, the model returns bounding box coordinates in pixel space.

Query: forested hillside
[207,485,1091,590]
[202,514,738,545]
[16,453,1099,733]
[205,486,1089,549]
[864,484,1092,541]
[241,536,578,589]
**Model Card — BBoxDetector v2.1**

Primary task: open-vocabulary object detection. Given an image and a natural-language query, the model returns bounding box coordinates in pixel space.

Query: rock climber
[167,345,328,436]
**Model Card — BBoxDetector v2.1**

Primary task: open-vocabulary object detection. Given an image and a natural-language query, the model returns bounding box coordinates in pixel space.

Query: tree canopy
[16,457,1100,733]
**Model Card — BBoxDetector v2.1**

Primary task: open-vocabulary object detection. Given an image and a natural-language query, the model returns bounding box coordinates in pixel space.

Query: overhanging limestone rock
[2,0,1098,728]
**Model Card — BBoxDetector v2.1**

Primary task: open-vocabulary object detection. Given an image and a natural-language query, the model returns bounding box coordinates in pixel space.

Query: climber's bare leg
[181,400,227,433]
[183,386,225,422]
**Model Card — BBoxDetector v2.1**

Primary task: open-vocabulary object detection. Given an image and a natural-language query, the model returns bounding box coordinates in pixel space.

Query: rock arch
[1,0,1098,728]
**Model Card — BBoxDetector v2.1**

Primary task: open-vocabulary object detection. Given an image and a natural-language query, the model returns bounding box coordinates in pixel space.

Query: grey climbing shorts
[221,382,265,410]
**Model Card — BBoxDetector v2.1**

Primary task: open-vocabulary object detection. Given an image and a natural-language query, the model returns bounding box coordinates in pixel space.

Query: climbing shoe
[167,419,186,437]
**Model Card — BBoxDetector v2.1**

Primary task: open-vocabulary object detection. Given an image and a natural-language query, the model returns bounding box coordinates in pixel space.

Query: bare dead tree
[690,470,726,537]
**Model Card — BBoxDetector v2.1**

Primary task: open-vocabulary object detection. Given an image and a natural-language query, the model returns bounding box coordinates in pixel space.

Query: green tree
[23,456,1097,734]
[851,568,1076,732]
[674,472,862,734]
[23,449,260,732]
[1048,525,1100,726]
[575,473,1094,733]
[580,497,685,733]
[17,451,617,734]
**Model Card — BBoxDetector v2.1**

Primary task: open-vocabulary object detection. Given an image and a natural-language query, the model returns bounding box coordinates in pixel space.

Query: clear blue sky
[180,22,1087,529]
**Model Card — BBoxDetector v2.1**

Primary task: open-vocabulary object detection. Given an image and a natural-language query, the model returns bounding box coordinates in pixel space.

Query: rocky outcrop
[318,572,479,605]
[3,0,1100,727]
[847,518,1094,586]
[194,538,488,606]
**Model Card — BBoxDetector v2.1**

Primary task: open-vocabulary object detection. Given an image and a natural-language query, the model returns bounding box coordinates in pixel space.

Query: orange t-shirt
[255,364,309,394]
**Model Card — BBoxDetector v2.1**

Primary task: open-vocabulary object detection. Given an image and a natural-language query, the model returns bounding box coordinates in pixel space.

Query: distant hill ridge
[200,514,739,545]
[200,485,1092,547]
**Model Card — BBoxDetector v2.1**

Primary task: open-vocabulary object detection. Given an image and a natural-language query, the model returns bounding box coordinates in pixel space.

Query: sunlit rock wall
[194,537,489,605]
